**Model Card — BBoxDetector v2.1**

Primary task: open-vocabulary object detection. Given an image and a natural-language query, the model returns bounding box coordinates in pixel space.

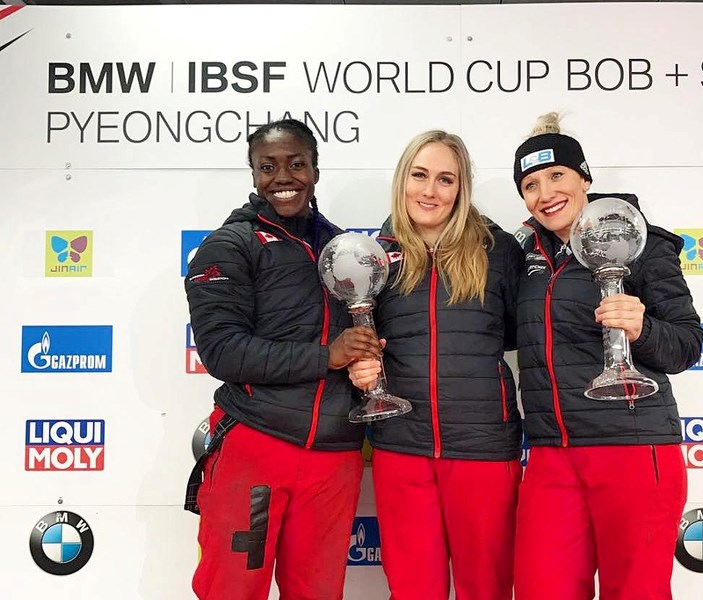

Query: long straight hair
[390,130,493,304]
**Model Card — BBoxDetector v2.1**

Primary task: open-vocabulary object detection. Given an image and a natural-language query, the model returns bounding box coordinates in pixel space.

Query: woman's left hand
[594,293,645,342]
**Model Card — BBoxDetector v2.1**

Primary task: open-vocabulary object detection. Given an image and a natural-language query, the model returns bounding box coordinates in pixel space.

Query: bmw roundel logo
[192,417,211,461]
[676,508,703,573]
[29,511,94,575]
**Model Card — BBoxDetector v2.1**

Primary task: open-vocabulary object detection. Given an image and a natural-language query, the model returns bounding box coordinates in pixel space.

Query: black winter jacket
[516,193,702,448]
[370,221,524,460]
[185,193,364,450]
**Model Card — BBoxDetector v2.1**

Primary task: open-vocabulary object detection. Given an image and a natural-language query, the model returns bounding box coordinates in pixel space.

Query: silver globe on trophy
[570,197,658,401]
[318,232,412,422]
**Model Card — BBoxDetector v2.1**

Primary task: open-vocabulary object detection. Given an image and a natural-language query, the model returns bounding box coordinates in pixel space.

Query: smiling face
[250,129,319,218]
[520,165,590,242]
[404,142,460,246]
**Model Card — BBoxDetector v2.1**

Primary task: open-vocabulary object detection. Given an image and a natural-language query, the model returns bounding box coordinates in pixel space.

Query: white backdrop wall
[0,3,702,598]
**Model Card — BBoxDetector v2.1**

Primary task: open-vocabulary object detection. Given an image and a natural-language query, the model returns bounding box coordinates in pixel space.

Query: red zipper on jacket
[498,362,508,422]
[525,223,571,447]
[429,259,441,458]
[257,215,330,449]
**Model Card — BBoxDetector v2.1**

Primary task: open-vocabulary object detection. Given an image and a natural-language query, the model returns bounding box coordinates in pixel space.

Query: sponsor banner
[25,419,105,471]
[192,417,211,461]
[1,5,703,169]
[676,508,703,573]
[348,516,381,567]
[186,324,207,374]
[45,230,93,277]
[675,230,703,276]
[21,326,113,373]
[682,418,703,469]
[29,511,94,575]
[181,230,212,276]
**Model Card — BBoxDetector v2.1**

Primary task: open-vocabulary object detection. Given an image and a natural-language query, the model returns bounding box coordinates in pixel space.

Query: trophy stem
[585,266,658,402]
[348,303,412,423]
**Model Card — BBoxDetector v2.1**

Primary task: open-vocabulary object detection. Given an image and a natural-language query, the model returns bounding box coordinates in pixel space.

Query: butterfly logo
[680,234,703,262]
[51,235,88,263]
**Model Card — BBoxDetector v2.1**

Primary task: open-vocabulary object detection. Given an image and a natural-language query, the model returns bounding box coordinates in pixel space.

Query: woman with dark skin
[185,118,382,600]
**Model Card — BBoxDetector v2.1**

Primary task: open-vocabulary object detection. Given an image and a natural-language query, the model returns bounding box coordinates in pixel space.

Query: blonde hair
[528,111,562,137]
[390,130,493,305]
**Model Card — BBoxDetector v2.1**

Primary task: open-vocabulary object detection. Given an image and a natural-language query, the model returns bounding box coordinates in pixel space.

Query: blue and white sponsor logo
[346,227,381,238]
[21,326,112,373]
[676,508,703,573]
[192,417,211,461]
[29,511,94,575]
[520,149,555,172]
[181,230,212,276]
[521,431,530,467]
[347,516,381,566]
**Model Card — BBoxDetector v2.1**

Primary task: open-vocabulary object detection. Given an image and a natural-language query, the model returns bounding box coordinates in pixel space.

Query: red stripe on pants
[193,421,363,600]
[372,448,521,600]
[514,445,687,600]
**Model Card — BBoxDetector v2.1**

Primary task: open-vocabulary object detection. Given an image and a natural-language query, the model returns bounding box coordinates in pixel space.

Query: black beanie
[513,133,592,197]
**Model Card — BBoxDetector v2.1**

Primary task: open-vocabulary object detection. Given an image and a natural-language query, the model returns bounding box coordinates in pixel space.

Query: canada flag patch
[387,251,403,264]
[255,231,282,245]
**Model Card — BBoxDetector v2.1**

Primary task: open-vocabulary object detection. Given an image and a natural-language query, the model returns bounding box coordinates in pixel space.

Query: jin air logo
[45,231,92,277]
[676,508,703,572]
[675,229,703,275]
[29,511,94,575]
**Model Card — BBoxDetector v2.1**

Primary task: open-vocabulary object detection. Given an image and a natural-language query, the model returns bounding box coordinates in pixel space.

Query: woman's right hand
[348,359,383,391]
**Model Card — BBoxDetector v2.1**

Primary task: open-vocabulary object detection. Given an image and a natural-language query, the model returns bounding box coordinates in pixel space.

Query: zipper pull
[627,399,635,410]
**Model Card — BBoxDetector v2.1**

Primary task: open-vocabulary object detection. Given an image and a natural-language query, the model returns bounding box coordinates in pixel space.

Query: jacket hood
[223,193,269,226]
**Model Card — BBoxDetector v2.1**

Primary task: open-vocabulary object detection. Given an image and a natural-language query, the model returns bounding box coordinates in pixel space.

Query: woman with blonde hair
[350,130,523,600]
[512,112,701,600]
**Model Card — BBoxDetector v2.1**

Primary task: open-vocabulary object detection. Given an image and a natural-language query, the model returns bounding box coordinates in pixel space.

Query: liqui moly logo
[25,420,105,471]
[682,418,703,469]
[186,324,207,374]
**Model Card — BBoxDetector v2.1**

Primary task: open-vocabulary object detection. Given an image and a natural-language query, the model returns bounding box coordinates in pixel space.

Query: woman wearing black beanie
[512,112,701,600]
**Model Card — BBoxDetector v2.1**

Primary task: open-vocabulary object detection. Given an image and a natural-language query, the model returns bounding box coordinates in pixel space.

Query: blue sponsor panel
[346,227,381,238]
[181,230,212,276]
[520,430,530,467]
[348,516,382,566]
[21,326,113,373]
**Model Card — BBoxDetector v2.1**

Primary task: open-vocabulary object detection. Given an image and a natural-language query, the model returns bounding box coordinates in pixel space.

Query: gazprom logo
[520,149,555,172]
[347,516,381,566]
[21,326,112,373]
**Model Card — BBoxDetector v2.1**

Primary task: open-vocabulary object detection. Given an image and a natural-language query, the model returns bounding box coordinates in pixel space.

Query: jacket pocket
[650,444,660,485]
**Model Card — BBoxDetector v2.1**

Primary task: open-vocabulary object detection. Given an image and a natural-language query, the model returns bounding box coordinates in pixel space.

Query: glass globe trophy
[570,197,658,401]
[318,232,412,422]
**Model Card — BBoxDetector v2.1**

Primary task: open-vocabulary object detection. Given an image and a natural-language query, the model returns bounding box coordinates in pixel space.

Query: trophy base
[348,394,412,423]
[584,369,659,401]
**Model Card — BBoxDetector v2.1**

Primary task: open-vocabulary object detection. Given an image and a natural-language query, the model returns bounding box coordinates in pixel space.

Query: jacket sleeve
[184,227,329,385]
[628,234,702,373]
[501,234,525,351]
